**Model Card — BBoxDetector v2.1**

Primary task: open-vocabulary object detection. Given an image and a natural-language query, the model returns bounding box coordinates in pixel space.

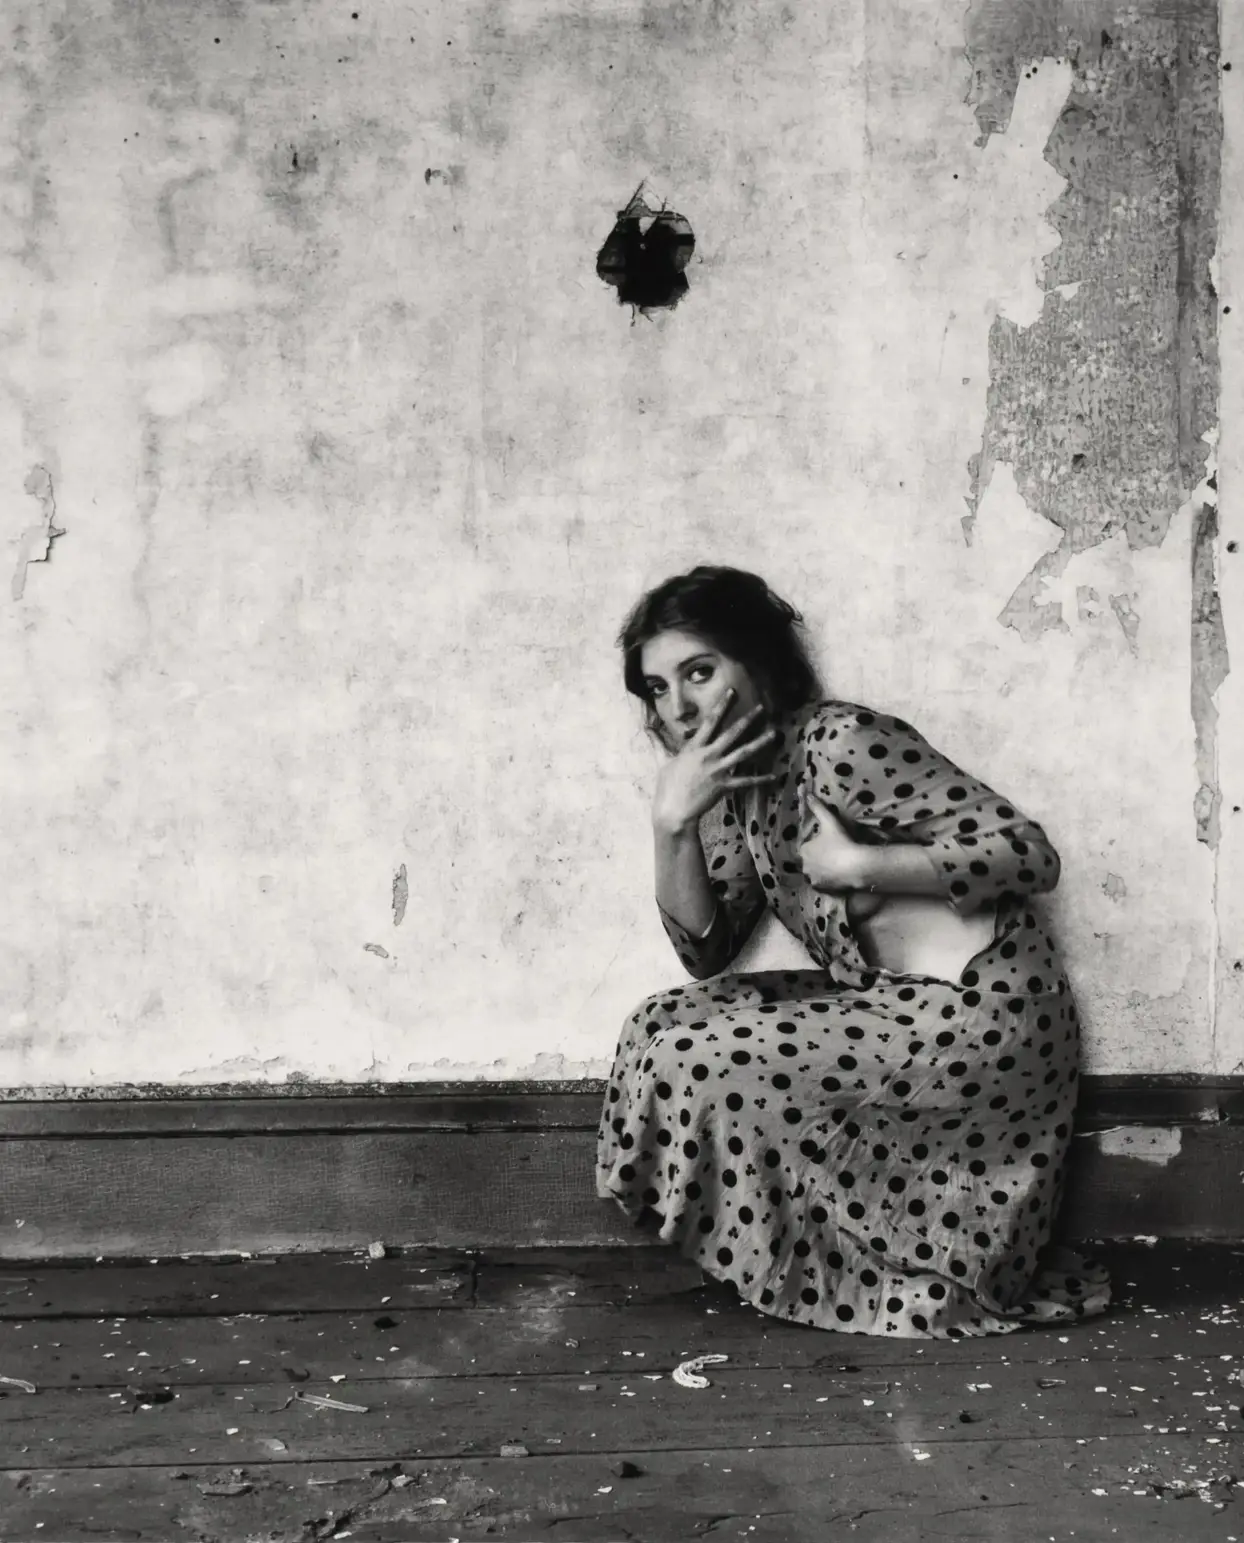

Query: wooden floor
[0,1242,1241,1541]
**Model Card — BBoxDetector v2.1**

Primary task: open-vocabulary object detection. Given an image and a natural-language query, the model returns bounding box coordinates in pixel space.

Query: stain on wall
[1192,500,1230,844]
[392,864,409,927]
[10,468,63,600]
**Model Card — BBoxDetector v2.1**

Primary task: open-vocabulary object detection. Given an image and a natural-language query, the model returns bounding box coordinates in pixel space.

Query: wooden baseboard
[0,1077,1240,1259]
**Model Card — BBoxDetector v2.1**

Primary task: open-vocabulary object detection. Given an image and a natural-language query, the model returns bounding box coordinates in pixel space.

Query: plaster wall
[0,0,1231,1086]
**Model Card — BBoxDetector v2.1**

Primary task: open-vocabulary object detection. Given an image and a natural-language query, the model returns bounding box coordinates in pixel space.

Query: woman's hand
[796,789,880,905]
[651,690,779,836]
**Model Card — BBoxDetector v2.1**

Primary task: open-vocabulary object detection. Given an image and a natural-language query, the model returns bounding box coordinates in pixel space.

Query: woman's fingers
[712,700,768,749]
[715,727,777,772]
[695,688,738,745]
[722,773,783,789]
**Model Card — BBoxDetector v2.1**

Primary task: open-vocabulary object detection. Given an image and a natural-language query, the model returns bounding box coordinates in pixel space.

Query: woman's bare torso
[847,893,998,981]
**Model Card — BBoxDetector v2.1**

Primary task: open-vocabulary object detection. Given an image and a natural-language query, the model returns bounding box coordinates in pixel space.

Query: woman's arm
[852,842,944,897]
[654,823,717,937]
[656,801,767,980]
[646,690,776,978]
[806,705,1061,916]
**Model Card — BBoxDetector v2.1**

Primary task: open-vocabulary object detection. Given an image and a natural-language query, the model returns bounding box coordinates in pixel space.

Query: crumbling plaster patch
[964,1,1222,845]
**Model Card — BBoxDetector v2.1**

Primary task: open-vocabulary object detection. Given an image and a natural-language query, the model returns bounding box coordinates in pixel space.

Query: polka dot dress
[596,700,1111,1338]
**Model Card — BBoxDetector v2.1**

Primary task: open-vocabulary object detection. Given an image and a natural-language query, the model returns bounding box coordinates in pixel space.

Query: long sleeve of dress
[658,796,767,980]
[807,704,1061,917]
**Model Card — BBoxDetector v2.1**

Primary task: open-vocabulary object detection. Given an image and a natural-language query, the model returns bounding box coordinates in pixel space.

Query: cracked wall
[0,0,1231,1087]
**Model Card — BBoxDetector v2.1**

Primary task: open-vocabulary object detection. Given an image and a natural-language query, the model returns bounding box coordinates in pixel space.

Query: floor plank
[0,1355,1238,1468]
[1,1241,1240,1540]
[471,1240,1244,1311]
[1,1289,1239,1390]
[3,1238,1237,1319]
[2,1440,1240,1542]
[0,1255,473,1318]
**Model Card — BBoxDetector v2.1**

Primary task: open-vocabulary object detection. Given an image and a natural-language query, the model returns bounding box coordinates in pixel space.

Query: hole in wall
[596,183,695,316]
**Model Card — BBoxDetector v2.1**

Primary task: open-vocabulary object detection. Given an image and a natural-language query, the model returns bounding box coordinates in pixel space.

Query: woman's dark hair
[618,566,821,738]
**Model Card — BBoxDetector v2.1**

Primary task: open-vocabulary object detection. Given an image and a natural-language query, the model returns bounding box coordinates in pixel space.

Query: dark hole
[597,184,695,314]
[374,1314,398,1329]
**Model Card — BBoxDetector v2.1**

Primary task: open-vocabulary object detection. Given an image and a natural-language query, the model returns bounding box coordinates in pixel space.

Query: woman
[596,566,1111,1338]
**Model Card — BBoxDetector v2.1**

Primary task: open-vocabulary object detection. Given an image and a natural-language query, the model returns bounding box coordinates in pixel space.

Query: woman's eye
[647,682,666,698]
[688,665,714,683]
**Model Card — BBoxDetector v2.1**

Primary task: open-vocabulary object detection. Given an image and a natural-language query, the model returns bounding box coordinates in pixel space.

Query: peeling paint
[1095,1126,1183,1167]
[10,466,64,600]
[1075,585,1100,622]
[964,4,1221,645]
[1107,592,1141,653]
[392,864,408,927]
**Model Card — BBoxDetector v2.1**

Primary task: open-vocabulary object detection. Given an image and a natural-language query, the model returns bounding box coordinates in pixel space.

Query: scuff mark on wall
[176,1055,294,1081]
[392,863,408,926]
[1095,1125,1183,1166]
[963,3,1221,645]
[1192,499,1229,845]
[10,466,64,600]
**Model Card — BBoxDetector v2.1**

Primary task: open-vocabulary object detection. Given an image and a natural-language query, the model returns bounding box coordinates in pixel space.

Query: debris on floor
[124,1385,175,1409]
[197,1473,253,1497]
[673,1354,728,1389]
[0,1375,36,1393]
[500,1442,530,1457]
[292,1391,369,1413]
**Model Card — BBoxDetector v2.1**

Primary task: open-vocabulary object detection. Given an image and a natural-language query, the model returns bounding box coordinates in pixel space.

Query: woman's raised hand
[651,690,779,836]
[796,788,876,896]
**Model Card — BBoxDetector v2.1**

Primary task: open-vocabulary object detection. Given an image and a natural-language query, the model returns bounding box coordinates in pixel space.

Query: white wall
[0,0,1232,1085]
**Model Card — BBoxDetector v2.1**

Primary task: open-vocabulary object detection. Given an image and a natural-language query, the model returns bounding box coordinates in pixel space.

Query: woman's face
[638,629,767,749]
